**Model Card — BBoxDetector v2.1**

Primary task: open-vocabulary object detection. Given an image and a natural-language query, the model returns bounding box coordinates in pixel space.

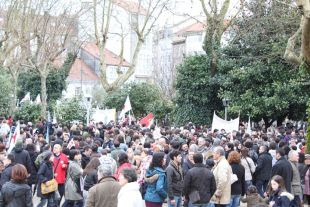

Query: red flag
[140,113,154,128]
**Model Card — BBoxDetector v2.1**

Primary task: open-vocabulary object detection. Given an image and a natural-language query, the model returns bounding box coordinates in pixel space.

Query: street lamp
[222,98,231,121]
[84,94,92,125]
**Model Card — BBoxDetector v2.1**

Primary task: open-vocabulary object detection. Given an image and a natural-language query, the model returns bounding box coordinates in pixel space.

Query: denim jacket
[144,167,167,203]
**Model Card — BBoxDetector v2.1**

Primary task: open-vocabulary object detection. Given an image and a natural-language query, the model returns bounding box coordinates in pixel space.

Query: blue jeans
[37,196,57,207]
[256,180,269,197]
[229,195,241,207]
[168,196,182,207]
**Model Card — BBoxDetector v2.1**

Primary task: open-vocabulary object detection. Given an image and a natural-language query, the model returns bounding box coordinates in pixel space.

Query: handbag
[41,178,58,194]
[189,190,200,203]
[230,173,238,184]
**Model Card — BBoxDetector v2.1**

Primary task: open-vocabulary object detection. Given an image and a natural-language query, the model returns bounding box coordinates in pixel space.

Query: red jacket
[53,153,68,184]
[114,162,132,181]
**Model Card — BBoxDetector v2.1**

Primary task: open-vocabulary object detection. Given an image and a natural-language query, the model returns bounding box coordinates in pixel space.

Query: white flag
[20,92,30,104]
[119,96,132,119]
[247,116,252,135]
[35,94,41,104]
[53,111,57,124]
[8,123,20,153]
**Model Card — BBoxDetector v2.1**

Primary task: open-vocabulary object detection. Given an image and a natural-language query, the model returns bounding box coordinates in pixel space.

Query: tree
[219,0,310,126]
[174,55,223,125]
[56,97,87,124]
[14,102,41,123]
[0,67,13,116]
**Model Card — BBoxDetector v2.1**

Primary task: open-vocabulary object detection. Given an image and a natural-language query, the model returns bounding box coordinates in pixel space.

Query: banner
[119,96,132,119]
[92,109,116,124]
[8,123,20,153]
[211,112,239,133]
[140,113,154,128]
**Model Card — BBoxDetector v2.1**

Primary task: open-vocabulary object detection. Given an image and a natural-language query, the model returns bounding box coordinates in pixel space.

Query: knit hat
[15,139,23,149]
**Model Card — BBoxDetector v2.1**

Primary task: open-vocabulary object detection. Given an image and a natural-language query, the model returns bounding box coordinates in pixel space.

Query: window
[75,87,81,96]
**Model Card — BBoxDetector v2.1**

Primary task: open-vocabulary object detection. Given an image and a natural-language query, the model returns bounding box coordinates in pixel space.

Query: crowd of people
[0,118,308,207]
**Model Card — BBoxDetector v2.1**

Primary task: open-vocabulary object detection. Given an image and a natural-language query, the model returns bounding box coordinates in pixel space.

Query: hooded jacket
[0,180,32,207]
[269,190,294,207]
[11,146,32,174]
[144,167,167,203]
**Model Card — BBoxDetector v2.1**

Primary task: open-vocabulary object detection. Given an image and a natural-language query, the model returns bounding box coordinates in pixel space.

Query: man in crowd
[255,145,272,197]
[288,150,302,206]
[53,144,68,201]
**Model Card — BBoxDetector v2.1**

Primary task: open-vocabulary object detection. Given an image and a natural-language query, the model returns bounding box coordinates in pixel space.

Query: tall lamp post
[84,94,92,125]
[222,98,231,121]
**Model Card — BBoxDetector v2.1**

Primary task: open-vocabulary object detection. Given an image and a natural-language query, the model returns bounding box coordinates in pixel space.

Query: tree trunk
[40,73,48,118]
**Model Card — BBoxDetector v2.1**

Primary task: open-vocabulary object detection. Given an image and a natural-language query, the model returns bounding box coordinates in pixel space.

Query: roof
[113,0,147,15]
[176,22,206,36]
[67,58,100,81]
[82,43,130,67]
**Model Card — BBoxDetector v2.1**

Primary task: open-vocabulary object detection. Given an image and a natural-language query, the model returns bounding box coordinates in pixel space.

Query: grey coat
[65,160,83,200]
[289,161,302,196]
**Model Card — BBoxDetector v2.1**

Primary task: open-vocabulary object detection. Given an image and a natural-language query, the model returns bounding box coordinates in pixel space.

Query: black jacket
[37,161,54,198]
[83,170,98,191]
[81,154,91,169]
[0,181,32,207]
[255,152,272,181]
[11,147,32,174]
[230,163,245,196]
[271,157,293,193]
[183,163,216,204]
[27,151,38,185]
[166,161,184,198]
[0,163,14,189]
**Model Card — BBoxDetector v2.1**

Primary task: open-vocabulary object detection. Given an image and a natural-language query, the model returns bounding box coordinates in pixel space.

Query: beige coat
[86,177,121,207]
[211,156,232,205]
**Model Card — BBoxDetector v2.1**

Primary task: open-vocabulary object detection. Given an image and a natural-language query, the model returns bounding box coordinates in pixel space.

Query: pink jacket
[114,162,132,181]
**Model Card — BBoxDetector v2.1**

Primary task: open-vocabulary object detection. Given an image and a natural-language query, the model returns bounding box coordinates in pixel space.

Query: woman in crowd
[82,157,100,203]
[114,152,132,180]
[267,175,294,207]
[0,164,33,207]
[63,149,83,207]
[117,168,144,207]
[240,147,256,190]
[144,152,167,207]
[228,151,246,207]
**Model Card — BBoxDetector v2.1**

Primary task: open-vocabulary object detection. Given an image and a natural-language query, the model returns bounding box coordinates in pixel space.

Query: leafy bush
[56,98,87,124]
[14,102,41,123]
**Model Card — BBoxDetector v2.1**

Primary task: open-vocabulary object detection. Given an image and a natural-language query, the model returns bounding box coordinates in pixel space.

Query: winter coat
[271,157,293,193]
[0,163,14,189]
[144,167,167,203]
[83,170,98,191]
[81,154,91,169]
[211,156,232,205]
[269,190,294,207]
[304,167,310,195]
[289,161,302,196]
[182,157,194,176]
[240,157,256,181]
[65,160,83,200]
[183,163,216,204]
[27,151,38,185]
[117,182,144,207]
[0,180,32,207]
[37,161,54,199]
[230,163,246,196]
[255,152,272,181]
[114,162,132,181]
[53,152,68,184]
[240,193,268,207]
[11,147,32,174]
[166,161,184,199]
[86,176,121,207]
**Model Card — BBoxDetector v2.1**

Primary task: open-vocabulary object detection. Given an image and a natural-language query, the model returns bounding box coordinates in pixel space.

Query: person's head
[11,164,28,183]
[247,185,258,195]
[69,149,81,161]
[212,146,225,161]
[169,150,182,164]
[83,145,92,156]
[53,144,62,155]
[197,137,206,147]
[288,150,299,162]
[4,153,15,166]
[181,143,188,152]
[225,143,234,151]
[119,168,137,187]
[193,153,203,164]
[259,145,268,154]
[269,141,277,150]
[114,140,120,148]
[276,148,285,160]
[270,175,286,192]
[227,151,241,164]
[97,164,114,180]
[84,157,101,176]
[240,147,249,158]
[118,152,129,165]
[150,152,165,169]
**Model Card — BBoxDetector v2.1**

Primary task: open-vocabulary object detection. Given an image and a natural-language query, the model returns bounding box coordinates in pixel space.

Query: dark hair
[118,152,129,165]
[91,144,98,153]
[150,152,165,169]
[193,153,203,164]
[7,153,15,163]
[276,148,285,157]
[268,175,286,193]
[121,168,137,183]
[69,149,80,160]
[247,185,258,195]
[170,140,180,150]
[144,142,151,148]
[84,145,91,152]
[117,135,125,143]
[83,157,101,176]
[169,150,181,160]
[11,164,28,183]
[25,144,36,152]
[240,147,249,158]
[228,151,241,164]
[226,143,234,150]
[114,140,120,148]
[269,142,277,150]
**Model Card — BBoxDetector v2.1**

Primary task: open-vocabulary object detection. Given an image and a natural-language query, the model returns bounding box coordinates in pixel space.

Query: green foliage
[306,100,310,154]
[104,82,169,119]
[0,68,13,115]
[174,55,223,125]
[14,102,41,122]
[56,97,87,124]
[17,53,76,106]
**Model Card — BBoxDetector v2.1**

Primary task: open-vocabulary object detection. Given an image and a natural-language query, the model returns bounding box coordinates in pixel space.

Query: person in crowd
[81,145,92,169]
[82,157,100,203]
[211,146,232,207]
[240,185,267,207]
[111,140,125,162]
[53,144,68,201]
[288,150,302,207]
[11,139,32,175]
[63,149,83,207]
[99,149,117,173]
[166,150,184,207]
[271,148,293,193]
[228,151,245,207]
[117,168,144,207]
[37,151,57,207]
[144,152,167,207]
[225,143,234,159]
[114,152,132,180]
[267,175,294,207]
[240,147,256,190]
[86,165,121,207]
[255,145,272,197]
[183,153,216,207]
[25,144,38,189]
[0,154,15,189]
[182,148,195,176]
[0,164,33,207]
